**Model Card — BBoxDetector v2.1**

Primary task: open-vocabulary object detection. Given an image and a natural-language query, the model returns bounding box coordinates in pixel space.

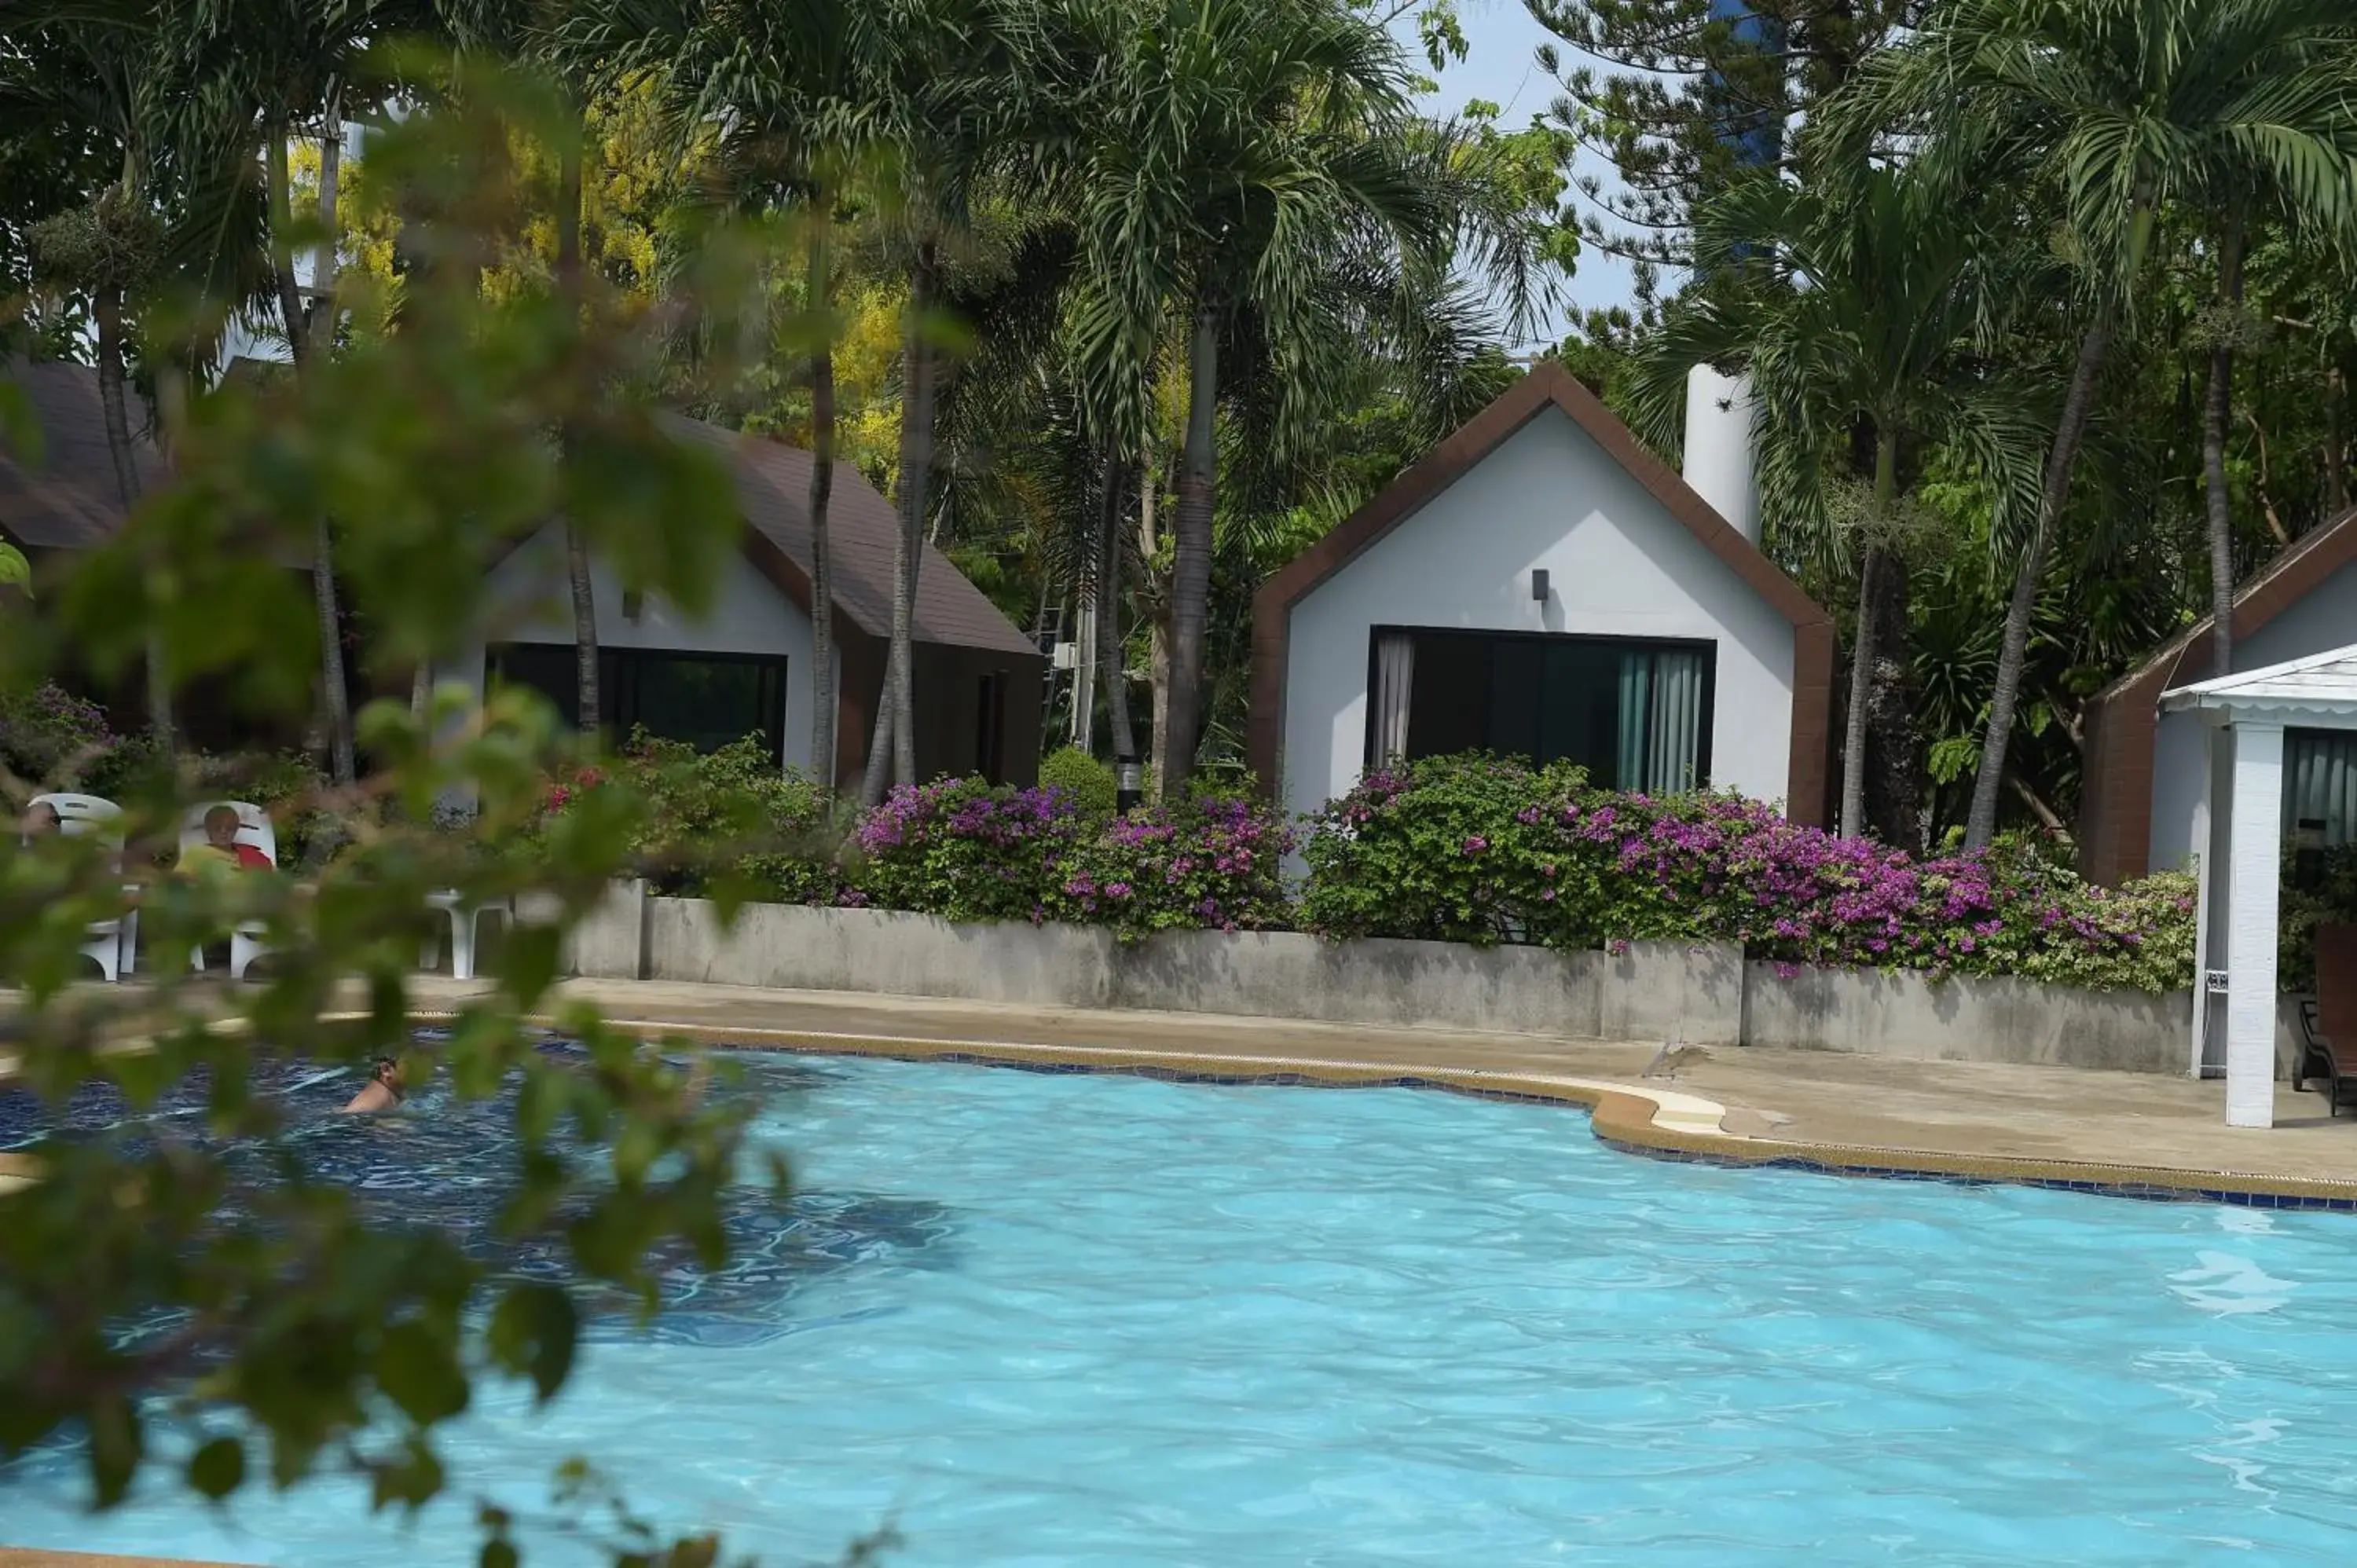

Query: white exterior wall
[1278,406,1798,821]
[438,525,819,771]
[2148,559,2357,871]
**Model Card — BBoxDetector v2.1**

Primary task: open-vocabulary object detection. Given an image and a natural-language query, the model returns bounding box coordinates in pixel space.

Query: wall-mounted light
[1530,569,1550,603]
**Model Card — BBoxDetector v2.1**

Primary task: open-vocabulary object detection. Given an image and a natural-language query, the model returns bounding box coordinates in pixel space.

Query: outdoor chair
[181,800,277,980]
[30,791,130,983]
[423,889,510,982]
[2312,924,2357,1117]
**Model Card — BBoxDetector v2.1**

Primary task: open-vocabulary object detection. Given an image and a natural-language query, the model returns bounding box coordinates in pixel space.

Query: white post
[2188,749,2212,1077]
[2224,722,2285,1128]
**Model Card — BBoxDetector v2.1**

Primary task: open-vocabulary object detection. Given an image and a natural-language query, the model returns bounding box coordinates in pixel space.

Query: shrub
[0,680,117,786]
[533,731,837,902]
[845,776,1294,940]
[1037,746,1118,815]
[1037,792,1296,940]
[849,777,1094,924]
[2281,843,2357,992]
[1299,753,2197,992]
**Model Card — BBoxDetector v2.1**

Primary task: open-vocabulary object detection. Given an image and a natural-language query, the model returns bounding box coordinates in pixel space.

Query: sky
[1387,0,1642,350]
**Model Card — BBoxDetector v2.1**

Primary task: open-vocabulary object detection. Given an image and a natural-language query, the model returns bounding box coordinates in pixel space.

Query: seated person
[20,800,60,840]
[339,1057,407,1114]
[177,806,272,878]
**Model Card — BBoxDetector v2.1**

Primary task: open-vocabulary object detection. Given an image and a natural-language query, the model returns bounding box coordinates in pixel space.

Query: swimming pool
[8,1049,2357,1565]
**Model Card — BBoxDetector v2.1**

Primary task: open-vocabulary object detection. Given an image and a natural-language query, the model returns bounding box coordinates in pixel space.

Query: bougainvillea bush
[1299,753,2196,992]
[847,777,1294,942]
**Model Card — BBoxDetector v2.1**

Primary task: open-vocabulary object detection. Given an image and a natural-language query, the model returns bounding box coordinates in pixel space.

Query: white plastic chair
[423,890,509,981]
[30,791,128,983]
[181,800,277,980]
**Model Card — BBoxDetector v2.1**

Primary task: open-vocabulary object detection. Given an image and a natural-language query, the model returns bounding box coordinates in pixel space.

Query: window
[488,643,789,763]
[1365,627,1714,793]
[2286,727,2357,847]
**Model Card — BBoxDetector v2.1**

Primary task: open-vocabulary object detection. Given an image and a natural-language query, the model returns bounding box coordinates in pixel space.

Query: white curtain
[2287,728,2357,846]
[1648,649,1706,793]
[1615,648,1705,793]
[1372,632,1415,764]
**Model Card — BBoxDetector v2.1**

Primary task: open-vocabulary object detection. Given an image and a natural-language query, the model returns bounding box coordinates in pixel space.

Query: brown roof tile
[662,416,1038,658]
[0,361,1035,659]
[0,359,168,549]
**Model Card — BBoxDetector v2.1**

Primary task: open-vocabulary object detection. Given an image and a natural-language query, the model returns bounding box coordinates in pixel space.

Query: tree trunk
[1838,548,1876,840]
[1162,301,1219,799]
[266,133,308,366]
[1839,426,1899,839]
[1861,546,1922,852]
[310,109,340,349]
[1138,438,1166,785]
[1101,448,1136,763]
[270,125,354,784]
[551,134,601,745]
[93,284,172,757]
[806,217,839,797]
[1961,314,2111,849]
[863,241,937,804]
[2327,363,2349,518]
[2202,214,2246,679]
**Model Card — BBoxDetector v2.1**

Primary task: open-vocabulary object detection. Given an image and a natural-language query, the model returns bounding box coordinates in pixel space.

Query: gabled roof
[0,358,1038,660]
[2094,504,2357,706]
[1244,360,1835,824]
[0,358,169,548]
[661,417,1037,658]
[1252,359,1832,634]
[2163,643,2357,724]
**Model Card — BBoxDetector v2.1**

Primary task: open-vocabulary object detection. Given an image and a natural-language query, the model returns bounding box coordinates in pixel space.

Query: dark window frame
[1362,624,1717,789]
[486,643,791,765]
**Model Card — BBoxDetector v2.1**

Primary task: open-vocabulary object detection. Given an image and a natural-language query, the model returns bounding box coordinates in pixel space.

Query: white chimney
[1682,362,1760,545]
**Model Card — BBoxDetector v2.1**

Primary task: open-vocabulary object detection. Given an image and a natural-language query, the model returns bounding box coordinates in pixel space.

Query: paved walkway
[416,976,2357,1191]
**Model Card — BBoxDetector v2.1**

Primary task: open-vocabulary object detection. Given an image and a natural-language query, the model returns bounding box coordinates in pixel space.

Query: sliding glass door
[1365,627,1714,792]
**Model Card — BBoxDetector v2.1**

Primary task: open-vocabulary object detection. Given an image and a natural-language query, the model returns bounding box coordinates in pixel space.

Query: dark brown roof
[2077,503,2357,885]
[0,360,1036,659]
[662,416,1038,658]
[0,358,168,549]
[1245,360,1835,825]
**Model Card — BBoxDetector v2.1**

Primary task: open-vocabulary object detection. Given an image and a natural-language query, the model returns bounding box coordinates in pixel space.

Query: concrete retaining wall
[1739,962,2194,1075]
[564,888,2205,1072]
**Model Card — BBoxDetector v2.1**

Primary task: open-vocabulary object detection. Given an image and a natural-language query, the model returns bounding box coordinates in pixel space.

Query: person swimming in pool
[339,1057,407,1114]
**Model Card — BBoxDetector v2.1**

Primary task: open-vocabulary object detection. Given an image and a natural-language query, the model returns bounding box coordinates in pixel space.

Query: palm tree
[855,0,1039,804]
[9,4,267,758]
[1841,0,2357,848]
[1629,165,2045,842]
[559,0,892,796]
[1053,0,1461,797]
[195,0,438,786]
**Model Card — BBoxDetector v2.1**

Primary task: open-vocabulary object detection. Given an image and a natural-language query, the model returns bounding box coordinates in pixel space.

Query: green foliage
[844,775,1294,941]
[0,75,764,1567]
[2281,844,2357,992]
[1038,745,1117,813]
[1298,753,2198,992]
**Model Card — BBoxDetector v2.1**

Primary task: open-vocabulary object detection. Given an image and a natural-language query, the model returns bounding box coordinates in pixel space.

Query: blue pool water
[8,1050,2357,1565]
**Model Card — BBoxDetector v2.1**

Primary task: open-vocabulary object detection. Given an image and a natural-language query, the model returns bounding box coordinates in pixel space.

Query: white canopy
[2163,645,2357,724]
[2162,642,2357,1127]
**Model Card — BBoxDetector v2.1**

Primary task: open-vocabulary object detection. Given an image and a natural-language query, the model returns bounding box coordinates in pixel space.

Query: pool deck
[411,975,2357,1207]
